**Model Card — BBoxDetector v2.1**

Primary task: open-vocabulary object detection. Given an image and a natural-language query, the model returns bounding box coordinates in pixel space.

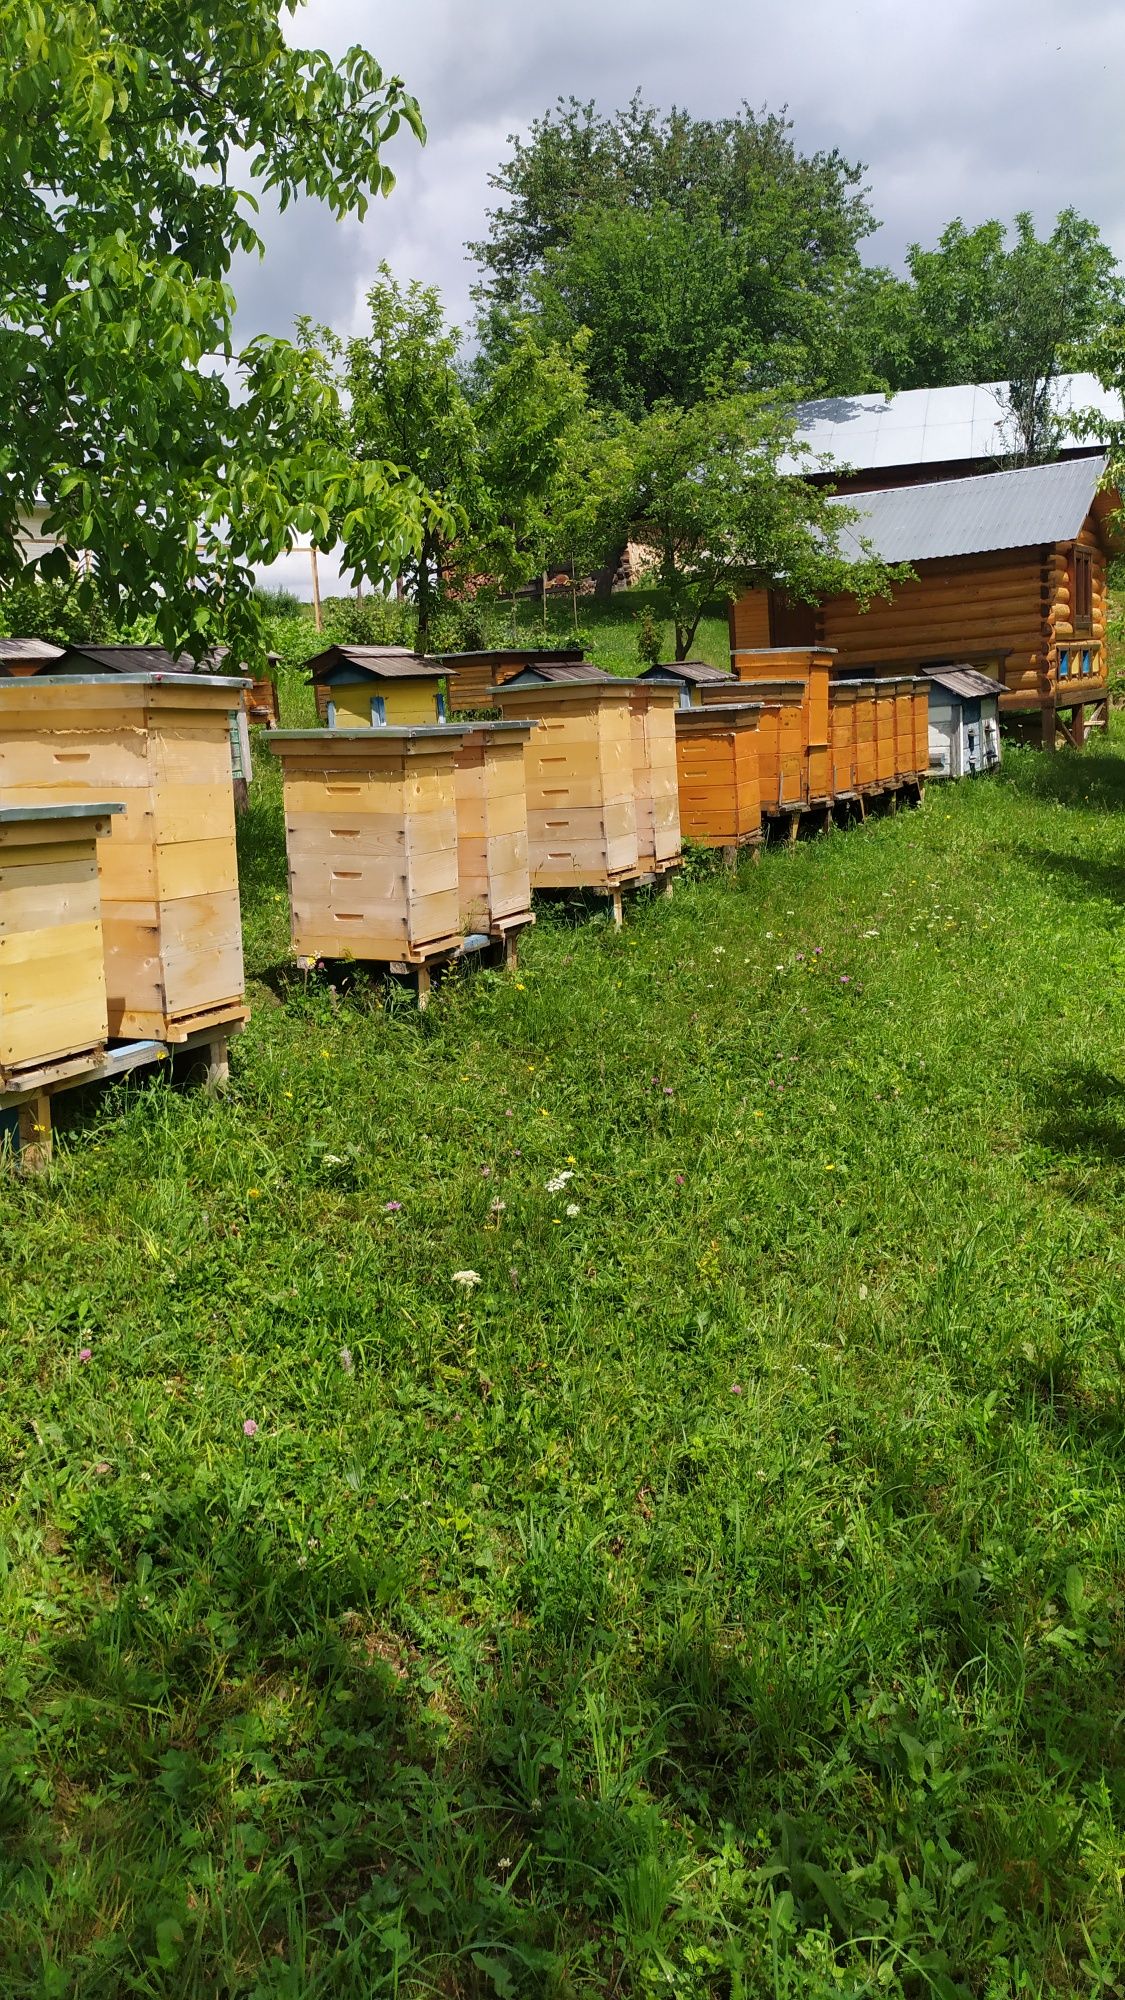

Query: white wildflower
[545,1170,574,1193]
[339,1346,354,1375]
[565,1202,580,1218]
[452,1269,481,1287]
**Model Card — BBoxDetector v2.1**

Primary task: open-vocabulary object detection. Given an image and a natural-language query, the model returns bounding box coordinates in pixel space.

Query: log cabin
[731,455,1122,752]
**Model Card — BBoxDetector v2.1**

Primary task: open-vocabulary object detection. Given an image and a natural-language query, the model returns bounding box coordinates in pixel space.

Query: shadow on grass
[1029,1061,1125,1165]
[1000,742,1125,812]
[5,1472,1125,1995]
[1012,844,1125,905]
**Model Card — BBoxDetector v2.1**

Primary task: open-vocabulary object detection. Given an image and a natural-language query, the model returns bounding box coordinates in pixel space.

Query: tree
[338,272,485,649]
[858,212,1122,458]
[471,326,596,594]
[600,393,902,661]
[0,0,447,660]
[472,94,878,405]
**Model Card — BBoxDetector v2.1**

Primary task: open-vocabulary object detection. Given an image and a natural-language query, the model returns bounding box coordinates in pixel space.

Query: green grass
[3,725,1125,1997]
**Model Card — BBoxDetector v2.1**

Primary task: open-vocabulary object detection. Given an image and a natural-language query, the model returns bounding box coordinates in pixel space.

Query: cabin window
[370,695,386,725]
[1081,649,1092,677]
[1057,649,1070,680]
[1073,547,1093,632]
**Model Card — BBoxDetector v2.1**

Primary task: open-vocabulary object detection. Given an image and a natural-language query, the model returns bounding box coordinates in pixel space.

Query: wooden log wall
[1045,517,1108,698]
[817,549,1048,706]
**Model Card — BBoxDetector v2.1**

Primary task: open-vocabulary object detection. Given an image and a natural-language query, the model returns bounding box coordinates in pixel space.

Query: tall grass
[2,717,1125,1994]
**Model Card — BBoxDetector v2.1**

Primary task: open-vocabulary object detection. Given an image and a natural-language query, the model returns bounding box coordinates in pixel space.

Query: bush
[634,604,665,668]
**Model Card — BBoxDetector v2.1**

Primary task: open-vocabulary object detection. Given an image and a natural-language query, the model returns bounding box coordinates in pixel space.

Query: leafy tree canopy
[0,0,449,659]
[593,392,903,660]
[472,94,877,407]
[858,210,1122,456]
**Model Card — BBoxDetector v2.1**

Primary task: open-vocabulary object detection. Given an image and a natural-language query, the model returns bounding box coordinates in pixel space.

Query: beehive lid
[15,670,250,688]
[304,645,446,683]
[0,801,124,821]
[642,661,738,685]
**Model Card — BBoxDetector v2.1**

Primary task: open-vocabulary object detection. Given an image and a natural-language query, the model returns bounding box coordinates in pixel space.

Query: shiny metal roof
[782,373,1121,475]
[828,455,1109,564]
[925,667,1007,699]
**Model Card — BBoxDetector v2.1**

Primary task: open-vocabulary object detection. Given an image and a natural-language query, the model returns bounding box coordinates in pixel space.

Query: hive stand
[268,727,470,1006]
[0,673,250,1044]
[0,1021,240,1172]
[453,721,536,966]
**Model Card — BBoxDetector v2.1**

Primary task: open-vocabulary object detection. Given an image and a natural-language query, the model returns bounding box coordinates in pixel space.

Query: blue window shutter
[326,698,337,726]
[371,695,386,725]
[1082,649,1092,676]
[1058,650,1069,680]
[436,688,447,722]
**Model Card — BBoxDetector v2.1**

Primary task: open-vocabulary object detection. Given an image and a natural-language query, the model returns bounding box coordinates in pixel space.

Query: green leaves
[0,0,427,660]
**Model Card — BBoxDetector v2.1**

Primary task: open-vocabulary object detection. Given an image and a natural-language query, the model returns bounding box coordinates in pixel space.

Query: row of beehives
[262,641,934,982]
[0,672,249,1094]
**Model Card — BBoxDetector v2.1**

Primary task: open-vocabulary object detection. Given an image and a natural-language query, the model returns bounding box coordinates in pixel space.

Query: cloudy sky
[245,0,1125,593]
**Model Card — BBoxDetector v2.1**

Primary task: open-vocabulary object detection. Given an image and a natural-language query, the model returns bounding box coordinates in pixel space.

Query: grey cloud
[242,0,1125,595]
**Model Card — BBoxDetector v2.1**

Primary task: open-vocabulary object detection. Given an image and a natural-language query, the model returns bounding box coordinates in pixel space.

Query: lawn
[2,720,1125,1996]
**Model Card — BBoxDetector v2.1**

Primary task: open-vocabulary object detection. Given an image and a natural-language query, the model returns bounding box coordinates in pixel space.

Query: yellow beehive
[0,675,247,1041]
[453,722,535,946]
[492,670,640,891]
[0,803,121,1086]
[308,645,448,727]
[268,727,467,969]
[627,684,682,875]
[673,704,763,850]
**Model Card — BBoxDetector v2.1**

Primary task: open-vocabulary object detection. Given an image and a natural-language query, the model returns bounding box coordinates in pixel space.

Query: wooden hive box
[268,727,466,966]
[848,683,879,791]
[730,647,837,804]
[0,803,122,1088]
[453,722,535,943]
[673,704,762,849]
[492,674,640,890]
[307,645,447,728]
[0,675,247,1041]
[872,681,897,788]
[911,679,931,778]
[627,684,682,875]
[829,683,858,796]
[892,677,916,780]
[440,648,586,715]
[699,678,805,814]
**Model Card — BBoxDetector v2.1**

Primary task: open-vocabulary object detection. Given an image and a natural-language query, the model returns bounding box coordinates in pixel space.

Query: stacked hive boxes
[0,674,248,1040]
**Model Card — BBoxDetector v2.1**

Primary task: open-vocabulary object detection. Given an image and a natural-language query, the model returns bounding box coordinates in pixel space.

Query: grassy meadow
[2,670,1125,1993]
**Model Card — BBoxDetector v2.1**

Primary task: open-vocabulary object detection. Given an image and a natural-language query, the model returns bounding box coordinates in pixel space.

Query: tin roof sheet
[640,661,733,685]
[0,637,65,664]
[925,666,1007,698]
[304,644,444,681]
[782,373,1122,475]
[828,454,1109,564]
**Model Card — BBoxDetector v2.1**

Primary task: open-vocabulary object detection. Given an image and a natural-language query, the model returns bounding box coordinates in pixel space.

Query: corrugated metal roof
[502,663,622,686]
[781,373,1121,475]
[0,637,64,664]
[925,666,1007,699]
[55,643,206,675]
[304,644,444,682]
[640,661,733,685]
[828,454,1108,564]
[437,647,585,666]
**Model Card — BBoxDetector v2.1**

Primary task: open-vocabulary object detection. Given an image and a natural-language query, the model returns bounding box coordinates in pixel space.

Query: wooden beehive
[268,727,466,967]
[307,646,448,728]
[673,704,762,850]
[848,683,879,791]
[492,673,640,890]
[453,722,535,943]
[627,684,682,875]
[0,803,122,1086]
[730,647,837,805]
[0,675,247,1041]
[829,683,858,797]
[440,648,585,715]
[911,679,931,778]
[873,681,897,788]
[699,678,805,814]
